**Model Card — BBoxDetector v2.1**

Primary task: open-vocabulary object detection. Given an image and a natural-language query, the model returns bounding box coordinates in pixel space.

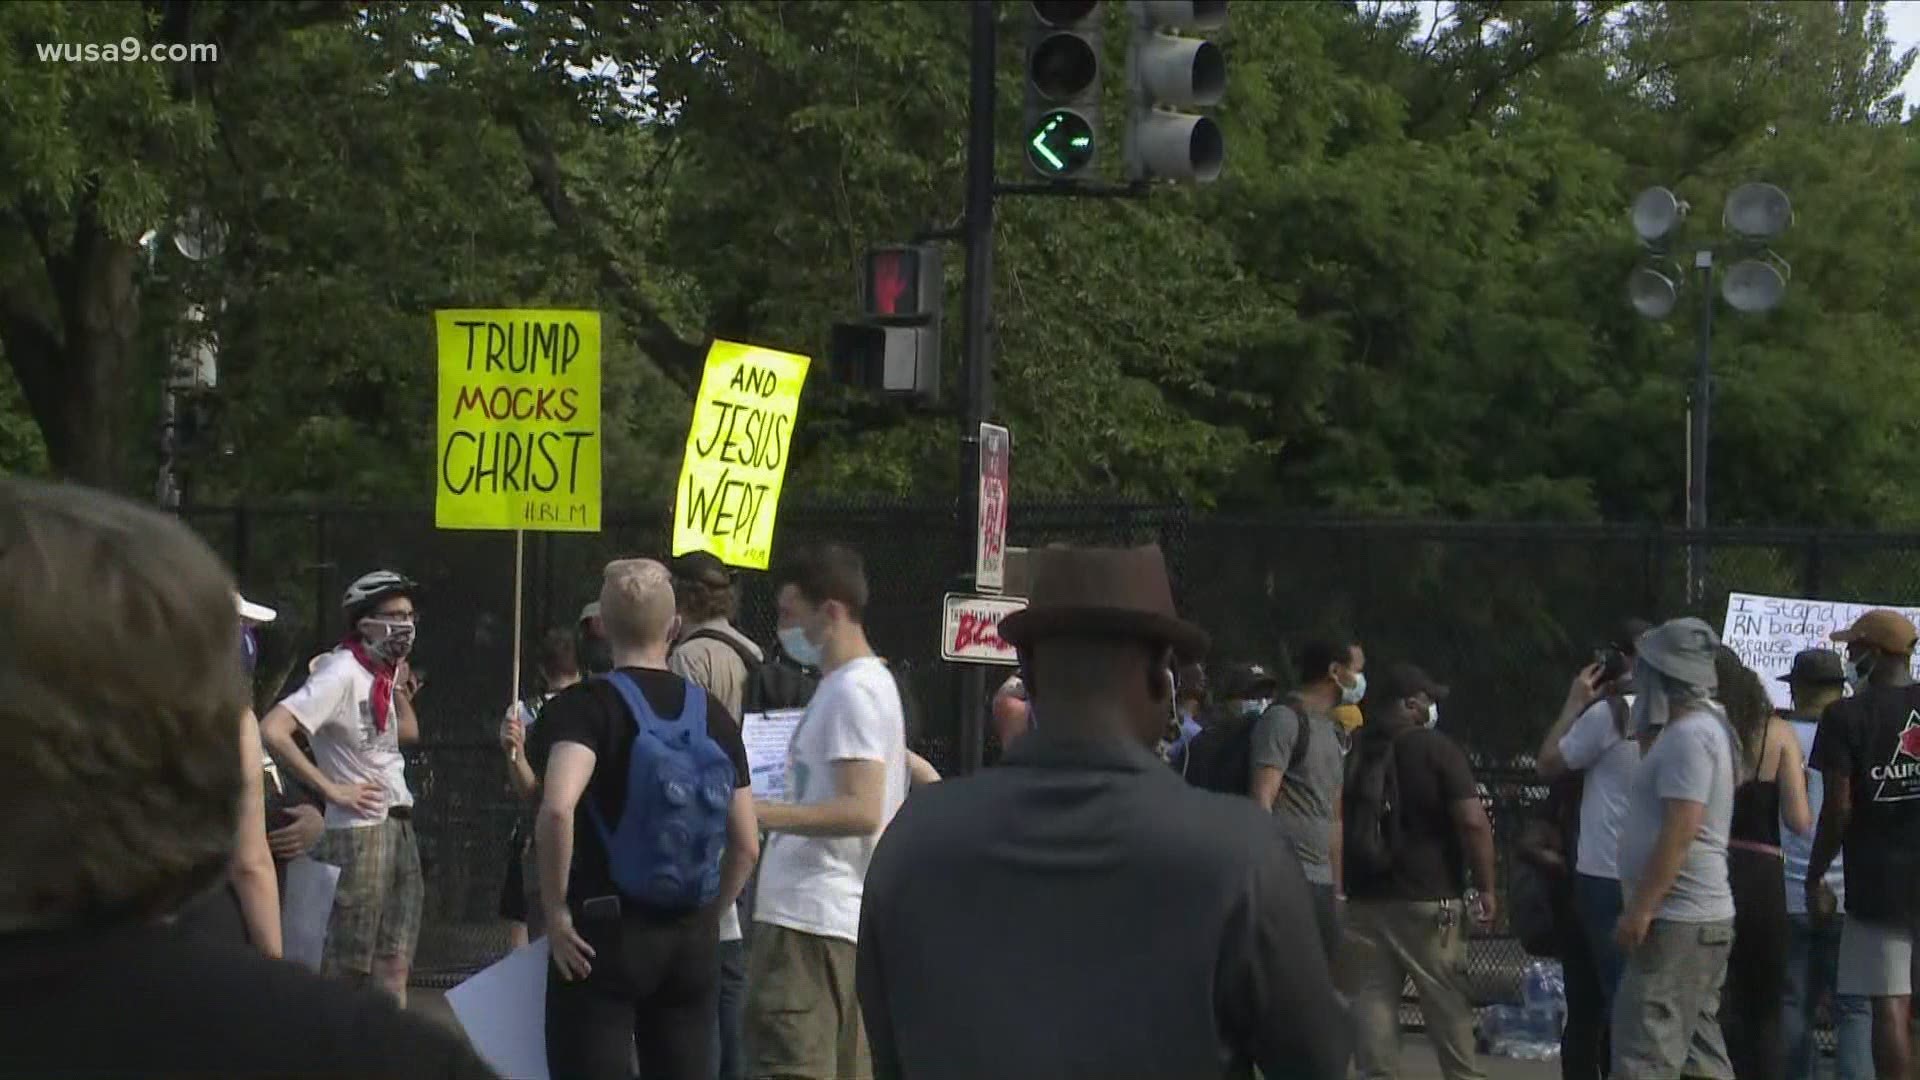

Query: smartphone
[1593,647,1629,684]
[581,895,621,923]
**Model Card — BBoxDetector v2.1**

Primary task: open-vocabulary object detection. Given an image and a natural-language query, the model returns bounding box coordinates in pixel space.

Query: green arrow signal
[1026,110,1095,179]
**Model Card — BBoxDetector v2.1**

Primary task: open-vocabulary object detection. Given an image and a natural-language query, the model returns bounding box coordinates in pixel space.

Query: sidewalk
[411,990,1558,1079]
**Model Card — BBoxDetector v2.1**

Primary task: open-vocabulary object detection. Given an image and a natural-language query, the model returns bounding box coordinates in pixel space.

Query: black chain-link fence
[185,503,1920,995]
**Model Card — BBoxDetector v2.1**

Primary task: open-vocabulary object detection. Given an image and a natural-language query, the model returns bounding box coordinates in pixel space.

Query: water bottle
[1512,961,1566,1060]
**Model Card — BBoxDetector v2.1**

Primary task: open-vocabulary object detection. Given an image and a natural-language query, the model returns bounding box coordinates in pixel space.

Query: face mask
[1847,652,1876,692]
[1341,671,1368,705]
[360,618,415,661]
[241,627,260,674]
[1241,698,1271,719]
[1629,659,1670,735]
[779,625,823,668]
[1424,702,1440,729]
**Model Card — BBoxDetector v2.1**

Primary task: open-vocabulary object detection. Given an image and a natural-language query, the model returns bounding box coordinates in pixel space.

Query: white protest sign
[280,856,340,972]
[447,939,551,1080]
[742,709,804,800]
[976,423,1010,592]
[1721,590,1920,708]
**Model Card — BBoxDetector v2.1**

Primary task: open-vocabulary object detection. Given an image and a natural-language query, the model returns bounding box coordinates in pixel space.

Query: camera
[1592,646,1630,685]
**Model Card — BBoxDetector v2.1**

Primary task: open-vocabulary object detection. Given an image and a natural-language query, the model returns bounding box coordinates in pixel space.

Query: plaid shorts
[311,816,424,975]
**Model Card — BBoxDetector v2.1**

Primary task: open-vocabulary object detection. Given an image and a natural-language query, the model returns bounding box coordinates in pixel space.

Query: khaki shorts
[1838,915,1920,998]
[1611,919,1736,1080]
[311,816,423,975]
[744,923,870,1080]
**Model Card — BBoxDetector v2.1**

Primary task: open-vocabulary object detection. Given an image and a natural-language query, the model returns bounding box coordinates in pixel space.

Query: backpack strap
[682,628,760,676]
[601,671,707,741]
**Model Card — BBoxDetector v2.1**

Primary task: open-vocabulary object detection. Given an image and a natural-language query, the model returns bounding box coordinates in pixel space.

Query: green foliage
[3,0,1919,527]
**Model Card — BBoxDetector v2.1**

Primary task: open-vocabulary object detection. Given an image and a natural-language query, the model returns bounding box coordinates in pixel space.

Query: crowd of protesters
[1522,610,1920,1080]
[13,472,1920,1080]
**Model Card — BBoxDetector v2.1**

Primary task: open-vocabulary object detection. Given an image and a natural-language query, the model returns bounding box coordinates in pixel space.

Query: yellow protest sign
[435,309,601,532]
[673,340,810,569]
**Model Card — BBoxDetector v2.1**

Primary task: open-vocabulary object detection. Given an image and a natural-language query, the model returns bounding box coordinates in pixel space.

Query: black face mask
[578,630,613,676]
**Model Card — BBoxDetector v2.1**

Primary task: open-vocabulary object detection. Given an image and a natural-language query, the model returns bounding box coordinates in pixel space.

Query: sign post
[434,308,602,739]
[672,340,811,570]
[976,422,1010,593]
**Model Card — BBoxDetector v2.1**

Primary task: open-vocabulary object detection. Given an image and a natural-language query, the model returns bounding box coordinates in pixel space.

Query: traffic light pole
[955,0,998,776]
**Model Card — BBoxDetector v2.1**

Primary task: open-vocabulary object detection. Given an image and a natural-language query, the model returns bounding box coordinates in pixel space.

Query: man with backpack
[1343,663,1497,1080]
[1176,660,1276,782]
[535,558,761,1080]
[1252,637,1366,964]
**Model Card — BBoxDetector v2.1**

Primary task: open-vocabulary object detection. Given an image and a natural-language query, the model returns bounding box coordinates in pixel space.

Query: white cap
[581,601,601,623]
[236,593,278,624]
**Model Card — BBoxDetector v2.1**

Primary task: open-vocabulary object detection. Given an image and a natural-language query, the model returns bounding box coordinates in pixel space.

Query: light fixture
[1723,183,1793,242]
[1632,187,1686,244]
[1629,265,1681,319]
[1721,252,1791,314]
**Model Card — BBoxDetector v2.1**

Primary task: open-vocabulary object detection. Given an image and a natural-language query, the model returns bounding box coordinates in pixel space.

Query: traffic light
[830,244,942,398]
[1125,0,1227,183]
[1023,1,1102,181]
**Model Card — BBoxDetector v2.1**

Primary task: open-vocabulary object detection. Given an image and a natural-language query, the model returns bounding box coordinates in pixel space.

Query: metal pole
[1688,250,1714,603]
[955,0,996,776]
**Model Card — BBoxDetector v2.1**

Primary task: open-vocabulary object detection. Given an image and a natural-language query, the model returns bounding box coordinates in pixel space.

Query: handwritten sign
[977,423,1010,592]
[1722,590,1920,707]
[742,708,805,800]
[941,593,1028,666]
[435,310,601,532]
[673,340,810,570]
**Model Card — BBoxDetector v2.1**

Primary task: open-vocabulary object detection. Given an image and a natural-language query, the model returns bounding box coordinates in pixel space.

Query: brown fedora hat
[997,543,1208,660]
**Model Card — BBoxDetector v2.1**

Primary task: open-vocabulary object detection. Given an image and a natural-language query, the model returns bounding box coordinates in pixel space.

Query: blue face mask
[779,625,823,668]
[240,627,260,674]
[1241,698,1271,719]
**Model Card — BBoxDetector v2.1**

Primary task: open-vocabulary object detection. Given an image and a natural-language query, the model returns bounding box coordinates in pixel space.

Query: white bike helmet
[343,570,417,621]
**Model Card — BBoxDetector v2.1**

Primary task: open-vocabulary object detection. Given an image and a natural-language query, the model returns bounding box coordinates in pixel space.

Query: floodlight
[1724,183,1792,241]
[1632,187,1685,244]
[1629,265,1680,319]
[172,210,225,262]
[1721,253,1790,314]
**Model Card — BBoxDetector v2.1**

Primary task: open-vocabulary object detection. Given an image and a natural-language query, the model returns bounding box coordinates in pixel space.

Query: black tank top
[1730,778,1782,848]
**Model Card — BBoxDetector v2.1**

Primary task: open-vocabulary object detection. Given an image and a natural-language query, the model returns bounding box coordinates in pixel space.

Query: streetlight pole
[954,0,997,777]
[1686,250,1715,605]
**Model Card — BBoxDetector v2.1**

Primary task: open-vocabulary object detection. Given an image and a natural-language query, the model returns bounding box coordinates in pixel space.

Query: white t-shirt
[278,649,413,830]
[1558,696,1641,880]
[1784,718,1846,916]
[754,656,907,944]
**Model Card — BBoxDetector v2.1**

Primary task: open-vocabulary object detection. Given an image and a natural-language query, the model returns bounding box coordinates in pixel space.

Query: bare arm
[1624,799,1707,921]
[1773,721,1813,837]
[716,788,759,913]
[536,742,596,926]
[1537,665,1605,779]
[394,678,421,748]
[1328,775,1343,894]
[906,751,941,788]
[1251,765,1285,811]
[1806,771,1851,891]
[1448,795,1498,896]
[231,711,283,958]
[260,705,345,807]
[500,706,538,799]
[757,759,889,836]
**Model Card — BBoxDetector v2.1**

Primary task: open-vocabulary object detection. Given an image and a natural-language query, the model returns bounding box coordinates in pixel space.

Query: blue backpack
[586,672,735,911]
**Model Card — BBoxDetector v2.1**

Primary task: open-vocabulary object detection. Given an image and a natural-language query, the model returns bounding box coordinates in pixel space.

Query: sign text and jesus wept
[435,310,602,532]
[673,340,810,570]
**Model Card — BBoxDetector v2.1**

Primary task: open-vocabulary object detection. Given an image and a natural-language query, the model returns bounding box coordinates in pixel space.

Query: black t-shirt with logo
[1344,718,1481,902]
[1811,683,1920,924]
[531,667,750,912]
